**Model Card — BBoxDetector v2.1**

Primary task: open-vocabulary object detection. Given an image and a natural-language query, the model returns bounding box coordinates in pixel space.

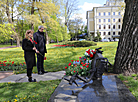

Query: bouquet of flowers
[33,40,43,56]
[84,49,96,60]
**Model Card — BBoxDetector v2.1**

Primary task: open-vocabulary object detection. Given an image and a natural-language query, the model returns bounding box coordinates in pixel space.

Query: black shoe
[38,71,44,75]
[28,77,36,82]
[41,71,48,73]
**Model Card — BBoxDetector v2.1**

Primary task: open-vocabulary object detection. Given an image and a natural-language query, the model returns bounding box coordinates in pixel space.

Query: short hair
[38,25,44,29]
[25,30,34,40]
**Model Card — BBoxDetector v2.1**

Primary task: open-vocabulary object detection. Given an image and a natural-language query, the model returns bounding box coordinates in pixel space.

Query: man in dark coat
[33,25,48,75]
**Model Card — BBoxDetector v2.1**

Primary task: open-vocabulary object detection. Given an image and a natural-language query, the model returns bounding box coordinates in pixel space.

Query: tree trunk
[31,0,35,30]
[38,0,49,44]
[6,0,20,47]
[45,28,49,44]
[114,0,138,76]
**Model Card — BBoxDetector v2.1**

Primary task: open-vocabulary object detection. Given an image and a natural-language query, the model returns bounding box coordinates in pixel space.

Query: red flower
[3,64,6,66]
[81,62,83,64]
[84,59,86,61]
[23,62,26,64]
[73,71,76,73]
[71,60,73,62]
[9,61,11,62]
[12,61,14,64]
[68,63,71,66]
[82,64,86,66]
[80,67,82,69]
[4,61,7,62]
[44,57,46,60]
[86,65,89,68]
[90,54,93,58]
[65,67,67,69]
[79,57,81,59]
[34,41,37,44]
[77,60,79,62]
[86,49,91,54]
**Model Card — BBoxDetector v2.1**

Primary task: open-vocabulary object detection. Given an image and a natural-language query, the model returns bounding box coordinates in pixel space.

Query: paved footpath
[0,46,17,50]
[0,71,65,83]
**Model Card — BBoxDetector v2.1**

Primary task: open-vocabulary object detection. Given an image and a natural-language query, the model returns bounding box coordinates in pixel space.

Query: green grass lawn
[0,79,61,102]
[0,43,16,48]
[118,74,138,100]
[0,42,138,101]
[0,42,118,73]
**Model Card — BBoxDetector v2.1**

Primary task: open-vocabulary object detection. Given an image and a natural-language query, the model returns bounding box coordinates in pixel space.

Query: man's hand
[35,49,39,53]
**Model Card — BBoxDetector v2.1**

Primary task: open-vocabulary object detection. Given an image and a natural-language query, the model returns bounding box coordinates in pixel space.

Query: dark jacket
[33,30,47,54]
[22,38,36,68]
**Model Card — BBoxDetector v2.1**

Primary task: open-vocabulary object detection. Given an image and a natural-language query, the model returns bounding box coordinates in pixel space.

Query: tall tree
[114,0,138,76]
[63,0,79,28]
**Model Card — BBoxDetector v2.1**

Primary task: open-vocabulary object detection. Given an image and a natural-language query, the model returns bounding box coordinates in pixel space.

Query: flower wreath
[84,49,96,59]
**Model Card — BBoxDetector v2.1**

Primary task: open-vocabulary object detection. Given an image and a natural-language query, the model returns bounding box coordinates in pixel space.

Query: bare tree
[114,0,138,76]
[63,0,79,28]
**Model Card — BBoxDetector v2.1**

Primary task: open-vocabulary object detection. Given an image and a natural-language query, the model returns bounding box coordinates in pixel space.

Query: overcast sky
[75,0,107,25]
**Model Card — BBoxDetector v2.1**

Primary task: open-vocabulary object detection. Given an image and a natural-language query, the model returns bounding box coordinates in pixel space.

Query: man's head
[38,25,44,32]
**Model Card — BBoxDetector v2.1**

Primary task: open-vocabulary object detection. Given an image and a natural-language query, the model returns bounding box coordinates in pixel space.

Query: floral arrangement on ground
[64,48,97,76]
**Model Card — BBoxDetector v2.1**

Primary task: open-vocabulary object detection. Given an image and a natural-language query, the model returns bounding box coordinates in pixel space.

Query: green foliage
[93,30,102,42]
[0,23,15,43]
[58,41,97,47]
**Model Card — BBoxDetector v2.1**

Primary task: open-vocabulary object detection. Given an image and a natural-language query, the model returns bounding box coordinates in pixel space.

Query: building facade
[86,0,125,40]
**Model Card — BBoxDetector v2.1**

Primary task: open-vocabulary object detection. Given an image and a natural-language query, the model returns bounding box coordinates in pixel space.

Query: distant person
[22,30,39,82]
[33,25,48,75]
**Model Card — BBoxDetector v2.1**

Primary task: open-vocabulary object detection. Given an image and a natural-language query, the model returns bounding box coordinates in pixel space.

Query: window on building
[99,19,101,22]
[108,32,110,35]
[99,12,101,16]
[113,12,115,15]
[113,32,115,35]
[108,12,110,15]
[104,12,106,16]
[118,32,121,35]
[113,19,115,22]
[118,12,121,15]
[108,25,110,29]
[104,19,106,22]
[103,32,106,35]
[113,25,115,29]
[108,19,110,22]
[118,25,121,29]
[99,25,101,29]
[103,25,106,29]
[118,18,121,22]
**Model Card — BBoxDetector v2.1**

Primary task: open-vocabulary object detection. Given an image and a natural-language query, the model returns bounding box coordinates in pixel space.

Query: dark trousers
[37,53,44,72]
[27,68,33,77]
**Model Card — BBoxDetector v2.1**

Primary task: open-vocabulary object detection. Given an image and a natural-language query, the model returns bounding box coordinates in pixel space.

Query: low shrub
[52,41,97,47]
